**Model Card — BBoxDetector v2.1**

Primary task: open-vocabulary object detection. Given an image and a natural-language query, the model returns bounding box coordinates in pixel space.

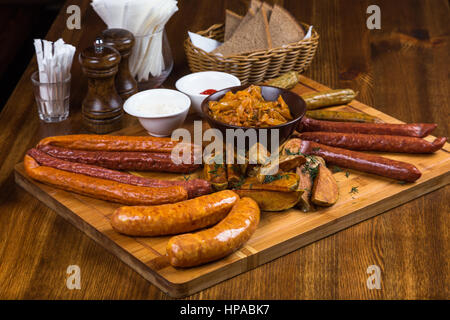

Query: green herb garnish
[208,163,223,178]
[301,156,320,182]
[345,171,350,178]
[331,166,343,173]
[183,174,190,181]
[312,147,321,152]
[263,174,287,184]
[398,181,407,185]
[349,186,359,194]
[285,148,296,156]
[284,148,306,157]
[232,176,246,189]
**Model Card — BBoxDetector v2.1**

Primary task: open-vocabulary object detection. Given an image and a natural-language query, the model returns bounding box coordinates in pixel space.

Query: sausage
[38,134,180,153]
[111,190,240,236]
[283,139,422,182]
[27,148,211,198]
[38,144,200,173]
[300,117,437,138]
[24,155,188,205]
[299,132,447,154]
[166,197,260,267]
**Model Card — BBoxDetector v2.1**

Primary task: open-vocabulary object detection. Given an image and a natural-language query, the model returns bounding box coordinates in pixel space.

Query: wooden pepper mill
[101,28,138,100]
[79,38,123,133]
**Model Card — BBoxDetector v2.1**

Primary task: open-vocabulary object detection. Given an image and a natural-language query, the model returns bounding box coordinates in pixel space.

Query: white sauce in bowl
[124,89,190,118]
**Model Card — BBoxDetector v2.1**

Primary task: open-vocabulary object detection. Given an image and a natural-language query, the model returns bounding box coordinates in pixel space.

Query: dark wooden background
[0,0,448,299]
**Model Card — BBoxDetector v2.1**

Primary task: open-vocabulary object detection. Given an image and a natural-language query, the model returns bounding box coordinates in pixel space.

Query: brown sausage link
[166,197,260,267]
[111,190,240,236]
[27,148,211,198]
[38,144,200,173]
[299,132,447,153]
[286,139,421,182]
[38,134,180,153]
[300,117,437,138]
[24,155,188,205]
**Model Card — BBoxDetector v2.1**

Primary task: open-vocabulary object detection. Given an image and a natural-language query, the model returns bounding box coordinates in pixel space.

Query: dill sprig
[263,174,288,184]
[349,186,359,194]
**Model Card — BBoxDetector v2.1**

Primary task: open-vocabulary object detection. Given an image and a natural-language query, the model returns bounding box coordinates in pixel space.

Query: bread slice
[224,10,243,41]
[251,0,273,20]
[223,2,273,42]
[262,2,273,20]
[249,0,261,12]
[213,6,272,56]
[228,2,259,39]
[268,5,305,48]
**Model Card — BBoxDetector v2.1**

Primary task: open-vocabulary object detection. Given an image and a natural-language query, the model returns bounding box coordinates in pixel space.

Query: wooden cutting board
[14,75,450,298]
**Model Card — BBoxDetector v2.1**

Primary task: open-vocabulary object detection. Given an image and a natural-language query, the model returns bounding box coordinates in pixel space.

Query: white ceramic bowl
[123,89,190,137]
[175,71,241,114]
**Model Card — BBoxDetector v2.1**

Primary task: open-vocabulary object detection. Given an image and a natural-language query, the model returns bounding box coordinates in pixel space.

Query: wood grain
[0,0,449,299]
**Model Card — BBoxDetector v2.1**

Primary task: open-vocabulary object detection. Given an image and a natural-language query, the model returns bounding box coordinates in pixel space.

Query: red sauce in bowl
[200,89,217,95]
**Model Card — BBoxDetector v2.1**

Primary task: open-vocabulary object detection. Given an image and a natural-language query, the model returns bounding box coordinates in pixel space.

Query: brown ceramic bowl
[201,85,306,151]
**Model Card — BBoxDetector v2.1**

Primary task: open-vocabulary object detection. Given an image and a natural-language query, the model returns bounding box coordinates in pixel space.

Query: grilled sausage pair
[111,191,260,268]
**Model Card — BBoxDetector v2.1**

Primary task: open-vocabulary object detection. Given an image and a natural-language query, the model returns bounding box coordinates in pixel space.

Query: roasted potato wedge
[281,138,303,156]
[311,164,339,206]
[279,154,307,171]
[296,165,314,212]
[246,142,270,178]
[227,164,243,188]
[235,189,303,211]
[248,142,271,165]
[246,164,260,177]
[296,156,327,211]
[235,150,248,175]
[256,154,306,183]
[204,154,228,191]
[240,173,299,192]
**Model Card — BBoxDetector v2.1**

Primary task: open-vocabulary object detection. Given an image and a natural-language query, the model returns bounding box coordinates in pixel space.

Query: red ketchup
[200,89,217,95]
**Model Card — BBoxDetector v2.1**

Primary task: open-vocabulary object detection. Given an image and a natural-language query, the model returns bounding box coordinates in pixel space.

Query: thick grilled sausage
[38,134,180,153]
[299,132,447,153]
[111,190,239,236]
[283,139,421,182]
[27,148,211,198]
[24,155,188,205]
[300,117,437,138]
[166,197,260,267]
[38,144,200,173]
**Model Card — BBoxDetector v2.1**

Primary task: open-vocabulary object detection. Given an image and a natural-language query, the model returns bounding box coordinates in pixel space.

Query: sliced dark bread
[213,6,272,56]
[251,0,273,20]
[262,2,273,20]
[249,0,261,12]
[224,10,243,41]
[224,1,272,42]
[268,5,305,48]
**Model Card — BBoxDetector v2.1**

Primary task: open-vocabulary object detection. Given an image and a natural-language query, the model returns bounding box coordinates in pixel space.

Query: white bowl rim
[175,71,241,97]
[123,88,191,119]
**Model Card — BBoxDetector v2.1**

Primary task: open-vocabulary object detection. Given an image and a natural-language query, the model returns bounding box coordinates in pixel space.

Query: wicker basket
[184,23,319,85]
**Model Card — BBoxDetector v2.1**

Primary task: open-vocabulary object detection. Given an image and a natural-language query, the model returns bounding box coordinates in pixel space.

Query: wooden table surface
[0,0,448,299]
